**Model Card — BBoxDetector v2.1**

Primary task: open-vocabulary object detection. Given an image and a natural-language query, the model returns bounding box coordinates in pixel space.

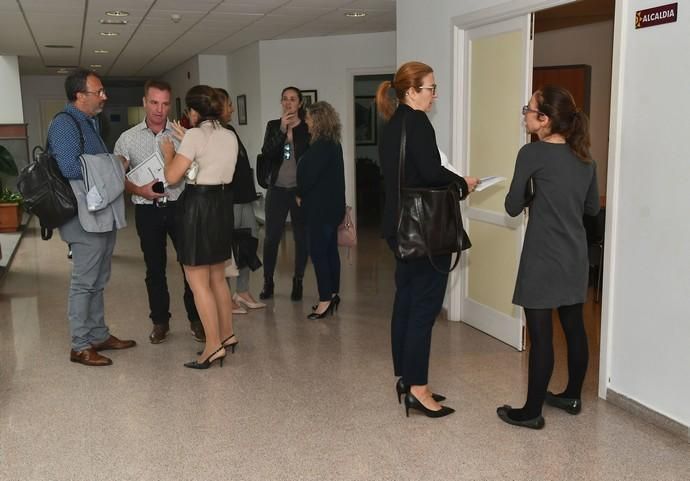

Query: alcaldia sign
[635,3,678,29]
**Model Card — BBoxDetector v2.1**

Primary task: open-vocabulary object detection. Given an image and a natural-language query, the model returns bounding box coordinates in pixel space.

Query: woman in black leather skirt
[160,85,238,369]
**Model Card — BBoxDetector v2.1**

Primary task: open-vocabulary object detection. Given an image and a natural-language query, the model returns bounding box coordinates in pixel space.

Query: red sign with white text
[635,3,678,29]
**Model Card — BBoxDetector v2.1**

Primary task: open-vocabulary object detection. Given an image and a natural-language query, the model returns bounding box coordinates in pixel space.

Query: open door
[456,15,534,350]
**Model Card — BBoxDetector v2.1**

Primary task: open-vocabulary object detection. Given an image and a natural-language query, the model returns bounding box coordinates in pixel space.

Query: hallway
[1,218,688,481]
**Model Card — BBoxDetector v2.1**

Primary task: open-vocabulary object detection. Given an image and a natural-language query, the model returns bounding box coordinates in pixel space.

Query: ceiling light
[94,49,109,54]
[44,44,74,49]
[99,19,128,25]
[90,64,102,68]
[105,10,129,17]
[344,11,367,18]
[99,31,119,36]
[57,69,69,74]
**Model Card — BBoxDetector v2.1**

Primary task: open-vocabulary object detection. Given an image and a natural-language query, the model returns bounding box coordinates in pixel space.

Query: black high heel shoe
[404,392,455,418]
[307,301,336,319]
[395,378,446,404]
[312,294,340,312]
[184,345,225,369]
[197,334,238,355]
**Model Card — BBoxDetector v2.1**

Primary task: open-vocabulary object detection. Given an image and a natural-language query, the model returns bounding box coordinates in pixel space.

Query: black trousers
[391,251,450,386]
[307,223,340,301]
[263,186,308,280]
[135,204,199,326]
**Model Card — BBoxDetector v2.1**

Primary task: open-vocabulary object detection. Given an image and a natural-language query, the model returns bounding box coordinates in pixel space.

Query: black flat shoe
[185,346,225,369]
[545,391,582,415]
[307,301,336,319]
[395,378,446,404]
[404,393,454,418]
[496,405,545,429]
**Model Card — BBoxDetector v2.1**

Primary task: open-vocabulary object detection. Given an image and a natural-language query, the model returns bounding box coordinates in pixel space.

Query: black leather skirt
[176,184,234,266]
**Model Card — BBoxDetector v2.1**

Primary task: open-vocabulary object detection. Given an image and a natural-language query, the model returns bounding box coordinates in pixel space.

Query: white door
[454,15,534,350]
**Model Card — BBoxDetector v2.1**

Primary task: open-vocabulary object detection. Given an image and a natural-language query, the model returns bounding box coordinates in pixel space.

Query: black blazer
[379,103,468,240]
[226,124,257,204]
[296,139,346,226]
[261,119,310,187]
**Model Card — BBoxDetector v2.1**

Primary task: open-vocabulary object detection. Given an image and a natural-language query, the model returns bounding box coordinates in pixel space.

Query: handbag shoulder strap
[396,111,408,219]
[51,111,85,154]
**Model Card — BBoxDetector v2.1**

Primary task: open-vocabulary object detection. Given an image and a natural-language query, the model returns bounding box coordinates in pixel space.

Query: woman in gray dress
[497,85,600,429]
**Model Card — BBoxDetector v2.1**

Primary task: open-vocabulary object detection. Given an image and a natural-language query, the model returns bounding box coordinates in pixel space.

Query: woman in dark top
[216,88,265,314]
[376,61,479,418]
[259,86,311,301]
[497,85,599,429]
[296,101,345,319]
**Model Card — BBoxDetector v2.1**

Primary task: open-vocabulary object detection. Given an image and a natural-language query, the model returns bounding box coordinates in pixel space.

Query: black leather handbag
[394,115,470,272]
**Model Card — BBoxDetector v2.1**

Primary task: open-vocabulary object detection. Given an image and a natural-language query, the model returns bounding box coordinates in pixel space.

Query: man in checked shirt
[47,68,136,366]
[114,80,203,345]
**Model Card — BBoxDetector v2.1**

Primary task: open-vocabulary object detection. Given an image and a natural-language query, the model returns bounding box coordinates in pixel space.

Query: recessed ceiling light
[90,64,102,68]
[44,44,74,49]
[99,18,128,25]
[105,10,129,17]
[99,31,119,36]
[56,69,69,74]
[344,11,367,18]
[94,49,109,54]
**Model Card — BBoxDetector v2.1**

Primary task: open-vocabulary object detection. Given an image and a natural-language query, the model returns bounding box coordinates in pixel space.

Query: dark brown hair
[65,68,102,102]
[185,85,223,124]
[144,79,171,96]
[535,85,592,162]
[375,61,433,120]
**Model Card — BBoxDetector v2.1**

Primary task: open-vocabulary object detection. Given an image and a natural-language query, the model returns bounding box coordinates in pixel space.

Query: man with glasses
[114,79,204,344]
[47,68,136,366]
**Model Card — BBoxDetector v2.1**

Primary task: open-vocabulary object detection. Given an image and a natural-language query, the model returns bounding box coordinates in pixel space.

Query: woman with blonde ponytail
[377,61,479,418]
[498,85,600,429]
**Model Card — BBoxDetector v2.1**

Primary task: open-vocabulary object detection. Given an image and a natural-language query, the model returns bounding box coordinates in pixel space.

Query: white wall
[534,21,613,193]
[162,56,200,111]
[604,0,690,426]
[258,31,396,208]
[19,75,66,148]
[0,56,24,123]
[227,42,262,170]
[198,54,228,89]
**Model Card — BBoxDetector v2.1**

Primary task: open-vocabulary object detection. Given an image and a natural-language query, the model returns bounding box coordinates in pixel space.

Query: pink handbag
[337,206,357,248]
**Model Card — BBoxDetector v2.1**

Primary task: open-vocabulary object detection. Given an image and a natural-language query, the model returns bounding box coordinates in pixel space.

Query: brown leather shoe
[70,348,112,366]
[190,321,205,343]
[92,335,137,351]
[149,324,169,344]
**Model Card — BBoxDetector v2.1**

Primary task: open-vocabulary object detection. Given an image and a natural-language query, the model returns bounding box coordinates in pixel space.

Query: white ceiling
[0,0,396,77]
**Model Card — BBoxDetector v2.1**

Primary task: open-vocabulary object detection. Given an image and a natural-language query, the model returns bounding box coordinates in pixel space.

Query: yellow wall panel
[467,220,518,316]
[468,31,524,213]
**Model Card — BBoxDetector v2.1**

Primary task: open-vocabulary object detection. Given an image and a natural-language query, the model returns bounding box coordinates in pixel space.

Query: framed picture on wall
[355,96,377,145]
[237,95,247,125]
[301,90,318,107]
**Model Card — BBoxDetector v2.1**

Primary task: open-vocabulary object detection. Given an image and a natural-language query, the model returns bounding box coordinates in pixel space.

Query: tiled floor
[1,216,689,481]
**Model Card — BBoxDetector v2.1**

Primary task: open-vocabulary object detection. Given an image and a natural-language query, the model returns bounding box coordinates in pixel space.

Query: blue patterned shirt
[47,104,108,180]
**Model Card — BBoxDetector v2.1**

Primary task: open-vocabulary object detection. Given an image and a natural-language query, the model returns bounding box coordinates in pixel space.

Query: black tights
[508,304,589,421]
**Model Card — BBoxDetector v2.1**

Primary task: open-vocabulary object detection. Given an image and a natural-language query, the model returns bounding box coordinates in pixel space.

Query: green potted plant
[0,144,23,232]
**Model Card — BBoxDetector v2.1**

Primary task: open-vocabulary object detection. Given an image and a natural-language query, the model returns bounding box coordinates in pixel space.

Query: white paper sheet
[125,151,165,186]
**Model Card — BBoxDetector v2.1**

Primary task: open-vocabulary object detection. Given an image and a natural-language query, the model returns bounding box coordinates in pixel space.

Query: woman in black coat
[296,101,345,319]
[377,62,479,417]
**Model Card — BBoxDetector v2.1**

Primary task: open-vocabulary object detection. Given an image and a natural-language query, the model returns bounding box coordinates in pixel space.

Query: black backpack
[17,112,82,240]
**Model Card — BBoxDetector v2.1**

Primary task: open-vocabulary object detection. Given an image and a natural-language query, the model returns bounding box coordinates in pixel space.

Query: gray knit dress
[505,142,600,309]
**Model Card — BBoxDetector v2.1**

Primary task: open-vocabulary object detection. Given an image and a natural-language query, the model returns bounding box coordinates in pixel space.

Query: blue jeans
[59,216,115,351]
